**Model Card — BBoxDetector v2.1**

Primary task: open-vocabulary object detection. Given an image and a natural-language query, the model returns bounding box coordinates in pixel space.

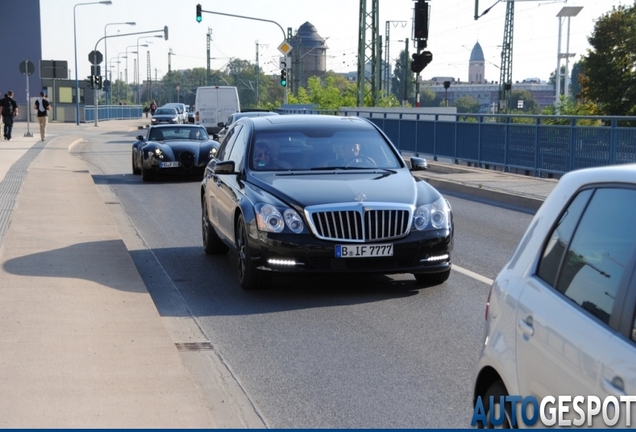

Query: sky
[41,0,629,85]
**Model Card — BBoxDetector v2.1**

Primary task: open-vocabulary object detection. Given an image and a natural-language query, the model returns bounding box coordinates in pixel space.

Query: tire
[141,164,154,182]
[132,152,141,175]
[235,216,268,290]
[477,380,514,429]
[202,197,228,254]
[413,269,451,286]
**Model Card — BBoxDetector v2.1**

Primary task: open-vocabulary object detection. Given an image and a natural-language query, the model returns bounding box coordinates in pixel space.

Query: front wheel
[236,217,269,290]
[413,269,450,286]
[202,197,228,254]
[132,151,141,175]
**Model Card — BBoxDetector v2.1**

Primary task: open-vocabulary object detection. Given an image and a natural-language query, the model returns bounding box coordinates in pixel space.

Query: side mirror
[410,157,428,171]
[214,160,236,175]
[217,122,225,128]
[212,132,220,141]
[136,135,145,141]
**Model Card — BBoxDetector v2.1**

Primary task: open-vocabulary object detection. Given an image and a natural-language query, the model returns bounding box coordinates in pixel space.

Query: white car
[473,163,636,428]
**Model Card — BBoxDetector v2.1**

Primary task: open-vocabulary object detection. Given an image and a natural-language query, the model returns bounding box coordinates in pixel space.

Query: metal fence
[278,108,636,176]
[84,105,143,122]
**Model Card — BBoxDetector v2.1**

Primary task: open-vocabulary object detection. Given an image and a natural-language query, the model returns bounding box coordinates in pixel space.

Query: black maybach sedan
[132,124,220,181]
[201,114,453,290]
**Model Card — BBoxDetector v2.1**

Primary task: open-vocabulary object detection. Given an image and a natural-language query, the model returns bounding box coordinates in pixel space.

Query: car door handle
[602,378,626,397]
[518,318,534,337]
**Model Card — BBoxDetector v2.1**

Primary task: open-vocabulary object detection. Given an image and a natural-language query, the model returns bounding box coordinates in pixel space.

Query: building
[422,41,555,112]
[290,22,328,89]
[0,1,42,120]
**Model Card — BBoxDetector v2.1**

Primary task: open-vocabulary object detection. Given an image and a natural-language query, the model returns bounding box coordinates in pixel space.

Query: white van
[195,86,240,134]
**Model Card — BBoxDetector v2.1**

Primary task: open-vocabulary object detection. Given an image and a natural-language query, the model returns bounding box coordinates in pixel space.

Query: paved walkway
[0,118,557,427]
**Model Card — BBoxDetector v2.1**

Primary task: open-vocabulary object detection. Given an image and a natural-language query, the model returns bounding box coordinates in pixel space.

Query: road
[78,126,533,428]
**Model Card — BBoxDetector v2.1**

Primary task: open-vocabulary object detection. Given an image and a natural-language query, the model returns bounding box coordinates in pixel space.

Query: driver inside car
[322,142,376,168]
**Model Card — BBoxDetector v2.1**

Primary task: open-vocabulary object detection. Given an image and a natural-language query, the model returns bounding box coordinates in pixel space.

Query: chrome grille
[307,204,412,242]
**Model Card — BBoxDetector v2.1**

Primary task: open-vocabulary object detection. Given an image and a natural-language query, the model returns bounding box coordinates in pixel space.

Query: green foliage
[455,95,481,113]
[541,96,601,125]
[579,3,636,115]
[288,75,357,110]
[509,90,539,114]
[391,49,415,104]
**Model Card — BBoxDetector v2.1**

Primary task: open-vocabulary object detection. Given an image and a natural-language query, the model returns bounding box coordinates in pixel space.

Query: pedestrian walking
[34,91,50,141]
[150,100,157,115]
[1,91,18,141]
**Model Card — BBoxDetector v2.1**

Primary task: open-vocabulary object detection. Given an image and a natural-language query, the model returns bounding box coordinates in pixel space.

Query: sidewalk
[0,119,557,427]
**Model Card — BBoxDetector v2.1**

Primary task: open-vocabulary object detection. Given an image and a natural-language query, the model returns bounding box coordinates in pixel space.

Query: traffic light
[88,75,95,89]
[410,51,433,73]
[95,75,103,89]
[164,25,169,40]
[414,0,429,41]
[196,4,202,22]
[280,69,287,87]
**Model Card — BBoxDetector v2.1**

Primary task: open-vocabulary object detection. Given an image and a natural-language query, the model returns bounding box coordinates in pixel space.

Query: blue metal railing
[277,108,636,176]
[84,105,143,122]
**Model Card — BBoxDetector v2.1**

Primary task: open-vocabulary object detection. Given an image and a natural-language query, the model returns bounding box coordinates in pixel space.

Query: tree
[418,87,436,107]
[391,50,414,105]
[509,90,539,114]
[579,3,636,116]
[455,95,481,113]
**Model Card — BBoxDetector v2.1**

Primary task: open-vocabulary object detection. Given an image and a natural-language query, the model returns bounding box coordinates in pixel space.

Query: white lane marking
[453,265,494,285]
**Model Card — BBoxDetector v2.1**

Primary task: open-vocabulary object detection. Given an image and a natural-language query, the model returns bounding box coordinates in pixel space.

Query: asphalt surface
[0,118,558,427]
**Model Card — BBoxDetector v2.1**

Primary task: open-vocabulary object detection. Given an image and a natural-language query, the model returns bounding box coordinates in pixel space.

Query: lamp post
[137,35,163,105]
[73,0,112,125]
[104,21,135,105]
[555,6,583,106]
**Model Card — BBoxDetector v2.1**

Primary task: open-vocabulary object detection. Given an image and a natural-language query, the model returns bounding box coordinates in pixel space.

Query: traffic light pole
[92,28,168,126]
[196,6,288,105]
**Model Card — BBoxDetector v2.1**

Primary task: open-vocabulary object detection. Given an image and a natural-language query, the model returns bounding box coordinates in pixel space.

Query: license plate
[160,161,180,168]
[335,244,393,258]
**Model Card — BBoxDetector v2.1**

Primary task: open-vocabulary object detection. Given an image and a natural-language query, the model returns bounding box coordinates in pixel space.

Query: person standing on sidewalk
[2,91,18,141]
[34,92,50,141]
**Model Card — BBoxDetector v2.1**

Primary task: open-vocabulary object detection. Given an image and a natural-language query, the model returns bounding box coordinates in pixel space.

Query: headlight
[412,197,450,231]
[255,204,304,233]
[154,148,162,156]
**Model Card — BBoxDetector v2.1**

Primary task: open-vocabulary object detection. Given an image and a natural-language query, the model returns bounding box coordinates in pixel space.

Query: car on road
[200,114,454,290]
[163,103,188,124]
[150,106,180,125]
[216,111,279,143]
[132,124,220,181]
[472,163,636,428]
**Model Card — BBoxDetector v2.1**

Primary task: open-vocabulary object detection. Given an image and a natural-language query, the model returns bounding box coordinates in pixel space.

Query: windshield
[155,108,177,115]
[149,127,209,141]
[249,128,402,171]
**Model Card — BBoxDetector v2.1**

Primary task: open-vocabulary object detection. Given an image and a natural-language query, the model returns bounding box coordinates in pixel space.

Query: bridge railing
[84,105,143,122]
[277,108,636,176]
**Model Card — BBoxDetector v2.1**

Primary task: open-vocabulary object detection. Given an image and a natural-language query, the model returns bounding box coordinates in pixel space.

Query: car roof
[239,114,375,131]
[232,112,279,120]
[149,124,205,129]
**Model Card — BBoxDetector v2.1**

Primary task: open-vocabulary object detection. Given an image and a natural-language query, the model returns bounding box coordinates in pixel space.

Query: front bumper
[248,228,452,275]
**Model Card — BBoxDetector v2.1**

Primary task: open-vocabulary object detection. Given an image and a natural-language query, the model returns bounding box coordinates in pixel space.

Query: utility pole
[402,38,409,106]
[206,28,212,86]
[499,0,514,113]
[168,48,175,102]
[357,0,380,106]
[385,21,407,98]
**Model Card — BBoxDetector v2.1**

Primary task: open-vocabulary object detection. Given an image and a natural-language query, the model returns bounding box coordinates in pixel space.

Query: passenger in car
[253,141,291,170]
[322,142,362,167]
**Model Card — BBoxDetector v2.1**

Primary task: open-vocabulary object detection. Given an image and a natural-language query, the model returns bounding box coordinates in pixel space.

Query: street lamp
[104,21,135,104]
[125,45,140,104]
[555,6,583,105]
[137,35,163,105]
[73,0,112,125]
